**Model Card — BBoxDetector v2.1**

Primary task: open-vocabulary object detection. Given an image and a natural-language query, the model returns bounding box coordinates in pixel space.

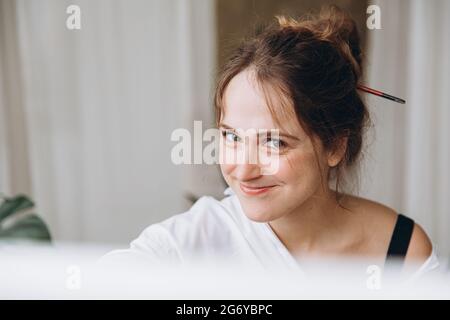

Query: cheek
[220,163,234,180]
[276,149,323,187]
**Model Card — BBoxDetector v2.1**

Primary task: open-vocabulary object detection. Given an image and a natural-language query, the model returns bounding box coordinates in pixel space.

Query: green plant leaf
[0,213,51,241]
[0,194,34,221]
[0,194,51,242]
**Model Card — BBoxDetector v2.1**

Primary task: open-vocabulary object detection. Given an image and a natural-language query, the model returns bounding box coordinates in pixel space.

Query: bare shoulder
[338,194,426,261]
[339,194,433,263]
[339,193,398,234]
[404,222,433,264]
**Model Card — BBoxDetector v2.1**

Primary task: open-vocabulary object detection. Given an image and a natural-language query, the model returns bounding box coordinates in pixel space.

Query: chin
[239,201,281,222]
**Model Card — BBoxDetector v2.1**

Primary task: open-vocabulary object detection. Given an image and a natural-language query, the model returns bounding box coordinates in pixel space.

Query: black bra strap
[386,213,415,261]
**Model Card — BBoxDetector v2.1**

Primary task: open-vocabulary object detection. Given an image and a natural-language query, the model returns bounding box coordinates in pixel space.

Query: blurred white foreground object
[0,243,449,299]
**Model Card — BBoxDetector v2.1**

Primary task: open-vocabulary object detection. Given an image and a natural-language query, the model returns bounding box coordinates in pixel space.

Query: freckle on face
[219,69,327,222]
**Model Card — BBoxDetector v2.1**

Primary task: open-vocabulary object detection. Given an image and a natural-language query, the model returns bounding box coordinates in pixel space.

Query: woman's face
[219,69,334,222]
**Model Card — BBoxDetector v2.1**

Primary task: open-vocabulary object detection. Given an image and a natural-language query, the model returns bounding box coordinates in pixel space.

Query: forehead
[222,69,302,135]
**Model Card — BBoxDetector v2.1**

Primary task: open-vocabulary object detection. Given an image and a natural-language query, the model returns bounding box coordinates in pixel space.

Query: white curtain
[362,0,450,257]
[0,0,222,243]
[0,0,33,198]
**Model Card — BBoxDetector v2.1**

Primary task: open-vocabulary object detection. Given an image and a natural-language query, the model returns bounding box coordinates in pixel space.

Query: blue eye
[222,130,241,143]
[265,138,285,150]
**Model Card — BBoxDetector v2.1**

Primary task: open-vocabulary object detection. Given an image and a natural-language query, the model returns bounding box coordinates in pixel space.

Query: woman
[103,6,439,277]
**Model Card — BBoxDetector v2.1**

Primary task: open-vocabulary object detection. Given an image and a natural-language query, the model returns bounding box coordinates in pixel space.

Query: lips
[239,183,277,196]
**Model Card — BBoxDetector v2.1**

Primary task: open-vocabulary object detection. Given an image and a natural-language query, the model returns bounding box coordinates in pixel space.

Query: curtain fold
[0,0,32,197]
[1,0,219,243]
[363,0,450,257]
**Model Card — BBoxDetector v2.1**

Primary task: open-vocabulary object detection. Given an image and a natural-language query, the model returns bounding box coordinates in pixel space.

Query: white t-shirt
[102,188,440,278]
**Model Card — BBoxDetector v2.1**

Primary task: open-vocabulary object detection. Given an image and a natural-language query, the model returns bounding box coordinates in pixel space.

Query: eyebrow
[218,123,300,141]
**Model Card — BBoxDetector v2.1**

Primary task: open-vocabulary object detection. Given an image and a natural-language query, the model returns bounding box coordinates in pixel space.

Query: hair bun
[276,5,363,81]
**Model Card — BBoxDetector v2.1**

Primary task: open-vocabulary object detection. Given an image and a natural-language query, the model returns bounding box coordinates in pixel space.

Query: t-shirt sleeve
[98,224,182,268]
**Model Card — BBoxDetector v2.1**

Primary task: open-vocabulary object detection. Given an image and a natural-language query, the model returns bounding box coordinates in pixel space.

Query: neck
[268,187,350,258]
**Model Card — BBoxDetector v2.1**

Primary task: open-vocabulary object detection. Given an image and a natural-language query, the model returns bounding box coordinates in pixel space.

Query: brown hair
[214,5,370,202]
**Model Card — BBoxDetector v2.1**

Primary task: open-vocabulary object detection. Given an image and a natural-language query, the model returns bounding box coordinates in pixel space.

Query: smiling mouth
[239,183,277,196]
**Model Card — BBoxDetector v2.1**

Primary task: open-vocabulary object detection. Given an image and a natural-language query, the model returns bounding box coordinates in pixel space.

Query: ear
[327,136,348,167]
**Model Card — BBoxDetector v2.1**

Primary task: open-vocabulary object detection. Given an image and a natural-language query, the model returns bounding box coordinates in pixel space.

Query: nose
[231,163,262,181]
